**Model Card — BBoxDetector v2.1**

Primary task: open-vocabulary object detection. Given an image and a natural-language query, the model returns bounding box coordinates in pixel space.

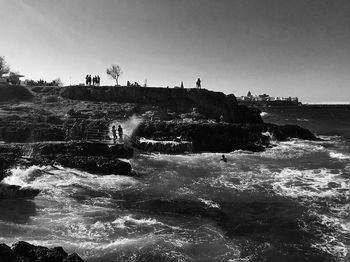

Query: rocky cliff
[61,86,262,123]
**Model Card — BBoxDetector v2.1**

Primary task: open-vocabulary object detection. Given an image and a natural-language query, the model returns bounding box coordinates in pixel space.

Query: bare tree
[0,56,10,78]
[106,65,122,86]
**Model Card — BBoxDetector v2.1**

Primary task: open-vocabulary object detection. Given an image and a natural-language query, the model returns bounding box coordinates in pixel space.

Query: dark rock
[9,241,84,262]
[275,124,318,141]
[12,241,34,257]
[63,253,84,262]
[61,86,263,123]
[132,121,268,153]
[132,120,319,153]
[0,184,40,199]
[1,126,32,143]
[0,243,17,262]
[55,155,132,176]
[0,85,33,102]
[32,142,133,158]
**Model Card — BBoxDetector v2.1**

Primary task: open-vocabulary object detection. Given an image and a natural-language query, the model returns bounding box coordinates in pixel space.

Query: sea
[0,105,349,262]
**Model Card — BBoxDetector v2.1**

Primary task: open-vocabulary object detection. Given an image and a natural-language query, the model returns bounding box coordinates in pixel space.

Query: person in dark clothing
[220,154,227,163]
[196,78,201,89]
[118,125,123,142]
[112,125,117,144]
[88,75,92,85]
[85,75,89,86]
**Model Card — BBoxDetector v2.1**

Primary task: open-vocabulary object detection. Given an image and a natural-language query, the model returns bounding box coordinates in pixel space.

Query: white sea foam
[329,151,350,160]
[198,198,220,209]
[272,168,348,198]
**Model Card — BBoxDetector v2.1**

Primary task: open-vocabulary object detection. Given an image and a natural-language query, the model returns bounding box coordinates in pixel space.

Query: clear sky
[0,0,349,103]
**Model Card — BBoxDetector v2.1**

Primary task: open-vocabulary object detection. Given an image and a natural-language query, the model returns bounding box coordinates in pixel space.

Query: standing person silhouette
[112,125,117,144]
[85,75,89,86]
[118,125,123,142]
[196,78,201,89]
[88,75,92,86]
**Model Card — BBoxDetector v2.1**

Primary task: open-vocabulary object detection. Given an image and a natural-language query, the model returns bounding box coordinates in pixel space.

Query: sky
[0,0,349,103]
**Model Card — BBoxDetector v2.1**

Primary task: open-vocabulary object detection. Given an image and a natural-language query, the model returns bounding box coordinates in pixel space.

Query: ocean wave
[329,151,350,160]
[260,139,326,159]
[198,198,220,209]
[272,168,348,199]
[4,165,138,193]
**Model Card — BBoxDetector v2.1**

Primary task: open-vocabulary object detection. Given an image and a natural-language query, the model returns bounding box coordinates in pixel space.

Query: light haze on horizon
[0,0,349,103]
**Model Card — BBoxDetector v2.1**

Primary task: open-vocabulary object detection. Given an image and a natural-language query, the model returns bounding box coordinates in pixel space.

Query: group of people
[85,75,101,86]
[112,125,123,144]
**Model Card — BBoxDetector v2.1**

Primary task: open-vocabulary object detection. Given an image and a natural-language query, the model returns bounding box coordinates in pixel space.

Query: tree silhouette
[106,65,122,86]
[0,56,10,78]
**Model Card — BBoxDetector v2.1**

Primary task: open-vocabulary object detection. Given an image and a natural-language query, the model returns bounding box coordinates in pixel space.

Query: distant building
[237,91,300,106]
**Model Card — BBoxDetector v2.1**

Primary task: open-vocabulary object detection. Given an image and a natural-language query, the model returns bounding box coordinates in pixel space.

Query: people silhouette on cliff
[85,75,89,86]
[87,75,92,85]
[196,78,201,89]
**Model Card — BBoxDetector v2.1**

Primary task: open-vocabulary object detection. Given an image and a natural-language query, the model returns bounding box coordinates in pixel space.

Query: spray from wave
[108,114,143,141]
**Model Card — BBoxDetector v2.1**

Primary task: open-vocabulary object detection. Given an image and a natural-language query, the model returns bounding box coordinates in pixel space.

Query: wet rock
[132,120,319,153]
[0,243,17,262]
[132,121,268,153]
[32,142,133,158]
[64,253,84,262]
[0,184,40,199]
[6,241,85,262]
[274,124,319,141]
[55,155,132,176]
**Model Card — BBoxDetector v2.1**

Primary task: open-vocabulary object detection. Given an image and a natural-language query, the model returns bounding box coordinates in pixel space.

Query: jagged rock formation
[61,86,263,123]
[0,142,134,178]
[29,142,134,176]
[0,241,84,262]
[132,121,319,153]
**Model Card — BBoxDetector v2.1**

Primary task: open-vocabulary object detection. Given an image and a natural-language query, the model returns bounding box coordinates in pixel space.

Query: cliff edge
[60,85,262,123]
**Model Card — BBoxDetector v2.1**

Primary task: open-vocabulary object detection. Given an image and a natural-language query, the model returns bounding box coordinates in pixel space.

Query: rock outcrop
[0,184,40,199]
[0,241,84,262]
[132,120,319,153]
[0,85,33,102]
[28,142,134,176]
[61,85,263,123]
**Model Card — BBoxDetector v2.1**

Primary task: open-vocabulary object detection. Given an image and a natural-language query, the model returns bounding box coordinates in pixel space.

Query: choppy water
[0,106,349,262]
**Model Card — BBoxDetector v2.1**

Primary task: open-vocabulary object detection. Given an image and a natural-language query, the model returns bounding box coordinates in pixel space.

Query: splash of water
[108,115,143,141]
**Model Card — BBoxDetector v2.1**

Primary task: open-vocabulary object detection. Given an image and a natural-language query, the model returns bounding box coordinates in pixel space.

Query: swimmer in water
[220,154,227,163]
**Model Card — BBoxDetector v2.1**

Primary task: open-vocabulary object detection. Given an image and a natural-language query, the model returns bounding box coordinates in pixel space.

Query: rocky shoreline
[0,241,84,262]
[0,84,322,261]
